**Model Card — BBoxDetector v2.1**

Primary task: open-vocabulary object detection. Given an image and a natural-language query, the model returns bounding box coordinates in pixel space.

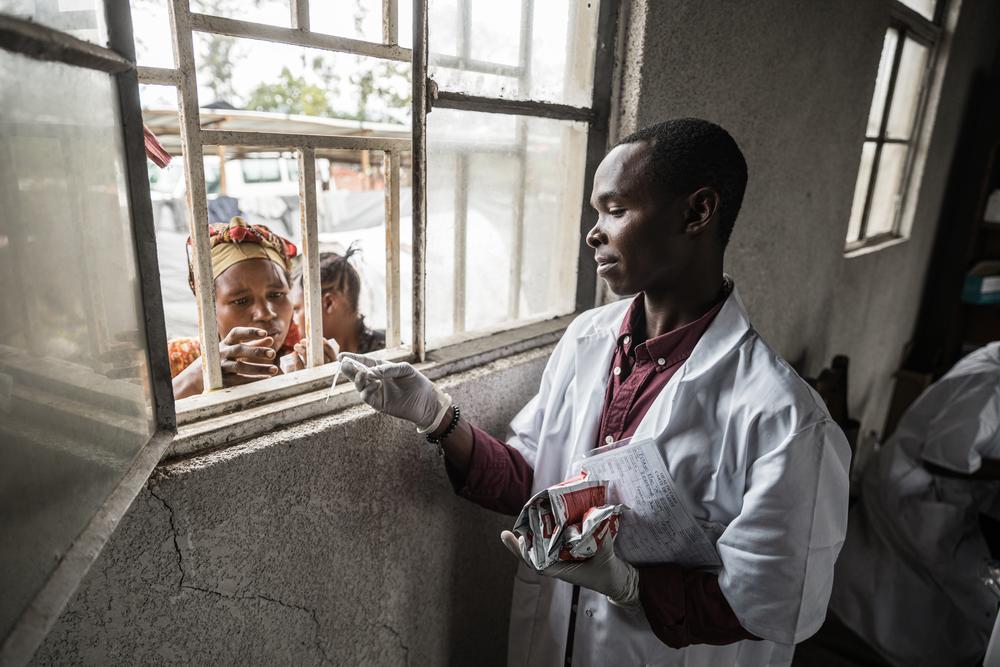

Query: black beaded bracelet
[427,404,460,446]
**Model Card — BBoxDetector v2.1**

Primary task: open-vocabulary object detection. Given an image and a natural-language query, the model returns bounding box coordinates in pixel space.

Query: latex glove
[500,530,639,607]
[338,352,451,433]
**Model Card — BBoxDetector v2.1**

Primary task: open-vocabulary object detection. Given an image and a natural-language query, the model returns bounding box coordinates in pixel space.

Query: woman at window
[169,217,329,399]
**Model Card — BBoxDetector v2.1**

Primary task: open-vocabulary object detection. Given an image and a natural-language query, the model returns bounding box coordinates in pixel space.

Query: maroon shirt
[445,292,756,649]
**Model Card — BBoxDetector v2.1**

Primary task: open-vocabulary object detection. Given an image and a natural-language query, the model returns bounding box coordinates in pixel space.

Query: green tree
[199,34,238,103]
[247,67,335,116]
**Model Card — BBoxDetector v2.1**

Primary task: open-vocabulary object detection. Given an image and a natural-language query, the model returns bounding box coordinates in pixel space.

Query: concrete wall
[619,0,1000,435]
[33,348,549,666]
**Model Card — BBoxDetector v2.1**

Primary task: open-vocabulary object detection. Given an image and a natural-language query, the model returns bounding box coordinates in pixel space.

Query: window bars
[145,0,616,396]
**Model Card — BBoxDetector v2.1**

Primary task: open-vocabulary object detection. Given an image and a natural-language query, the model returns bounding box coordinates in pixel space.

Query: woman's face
[214,258,293,352]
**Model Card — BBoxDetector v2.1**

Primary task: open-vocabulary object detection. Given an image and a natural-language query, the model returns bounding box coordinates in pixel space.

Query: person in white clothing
[338,118,851,666]
[821,342,1000,667]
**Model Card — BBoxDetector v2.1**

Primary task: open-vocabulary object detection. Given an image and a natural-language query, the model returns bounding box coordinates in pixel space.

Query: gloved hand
[338,352,452,433]
[500,530,640,607]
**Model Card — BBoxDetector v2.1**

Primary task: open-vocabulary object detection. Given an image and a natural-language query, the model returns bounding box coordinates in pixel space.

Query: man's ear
[684,187,721,235]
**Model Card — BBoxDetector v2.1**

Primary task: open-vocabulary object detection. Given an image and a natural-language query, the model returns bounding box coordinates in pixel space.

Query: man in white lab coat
[339,118,851,666]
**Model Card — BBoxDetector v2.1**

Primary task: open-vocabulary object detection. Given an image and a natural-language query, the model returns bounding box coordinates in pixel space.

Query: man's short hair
[617,118,748,247]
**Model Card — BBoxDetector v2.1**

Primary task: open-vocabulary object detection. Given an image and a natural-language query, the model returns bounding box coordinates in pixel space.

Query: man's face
[587,142,689,296]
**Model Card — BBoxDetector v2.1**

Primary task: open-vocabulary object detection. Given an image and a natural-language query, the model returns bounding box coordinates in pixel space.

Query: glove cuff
[607,562,640,608]
[415,387,453,434]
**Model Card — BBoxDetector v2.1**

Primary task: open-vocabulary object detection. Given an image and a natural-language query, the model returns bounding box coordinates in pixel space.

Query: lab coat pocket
[508,563,542,666]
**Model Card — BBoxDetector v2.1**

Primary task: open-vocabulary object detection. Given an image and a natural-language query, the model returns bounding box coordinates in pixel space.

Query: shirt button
[613,366,621,376]
[657,357,666,366]
[585,608,594,617]
[623,336,630,345]
[605,435,614,445]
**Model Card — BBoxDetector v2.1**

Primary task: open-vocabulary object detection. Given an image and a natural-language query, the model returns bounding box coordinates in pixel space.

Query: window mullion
[169,0,223,392]
[297,147,324,367]
[452,153,468,333]
[891,28,940,236]
[858,30,907,241]
[384,150,402,348]
[508,122,528,321]
[382,0,398,45]
[412,0,429,361]
[575,0,618,311]
[291,0,310,31]
[505,0,533,321]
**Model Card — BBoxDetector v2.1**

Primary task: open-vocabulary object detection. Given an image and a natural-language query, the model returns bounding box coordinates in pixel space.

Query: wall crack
[146,484,332,665]
[380,622,410,666]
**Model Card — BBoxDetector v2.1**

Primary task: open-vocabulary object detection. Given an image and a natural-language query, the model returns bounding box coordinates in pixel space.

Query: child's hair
[294,243,363,313]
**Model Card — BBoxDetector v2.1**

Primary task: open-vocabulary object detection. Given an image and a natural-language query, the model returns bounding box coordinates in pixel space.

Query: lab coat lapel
[569,327,617,469]
[630,283,753,443]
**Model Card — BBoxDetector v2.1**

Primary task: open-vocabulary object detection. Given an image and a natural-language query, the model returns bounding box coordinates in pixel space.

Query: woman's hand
[172,327,279,399]
[219,327,279,383]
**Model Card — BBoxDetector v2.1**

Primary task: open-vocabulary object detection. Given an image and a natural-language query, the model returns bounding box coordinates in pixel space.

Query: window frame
[145,0,619,437]
[0,9,176,664]
[846,0,947,253]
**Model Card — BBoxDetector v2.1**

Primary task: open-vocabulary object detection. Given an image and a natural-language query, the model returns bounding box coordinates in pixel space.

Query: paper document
[577,438,721,568]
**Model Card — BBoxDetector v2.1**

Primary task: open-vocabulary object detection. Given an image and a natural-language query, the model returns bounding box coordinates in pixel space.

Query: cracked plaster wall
[619,0,1000,436]
[33,347,550,666]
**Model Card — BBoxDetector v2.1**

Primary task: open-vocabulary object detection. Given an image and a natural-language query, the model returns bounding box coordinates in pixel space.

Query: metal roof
[142,107,410,161]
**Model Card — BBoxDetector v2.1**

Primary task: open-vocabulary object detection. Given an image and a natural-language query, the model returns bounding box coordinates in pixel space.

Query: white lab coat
[830,342,1000,667]
[502,285,851,667]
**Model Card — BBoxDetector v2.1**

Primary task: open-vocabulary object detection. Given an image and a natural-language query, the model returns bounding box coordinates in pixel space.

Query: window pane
[426,109,587,346]
[886,37,930,140]
[866,144,910,237]
[309,0,382,43]
[0,51,155,640]
[189,0,290,27]
[130,0,174,68]
[866,29,899,137]
[899,0,936,20]
[846,142,877,243]
[428,0,600,107]
[1,0,108,45]
[193,34,412,125]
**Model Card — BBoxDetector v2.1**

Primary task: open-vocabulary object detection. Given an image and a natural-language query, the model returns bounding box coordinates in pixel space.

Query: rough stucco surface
[33,348,549,666]
[630,0,1000,435]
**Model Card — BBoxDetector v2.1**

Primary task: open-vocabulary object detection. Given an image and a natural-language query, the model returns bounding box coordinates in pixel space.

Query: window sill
[165,314,574,461]
[843,233,910,258]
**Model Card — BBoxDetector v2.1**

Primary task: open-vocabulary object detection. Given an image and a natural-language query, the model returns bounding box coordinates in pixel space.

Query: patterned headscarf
[187,217,298,292]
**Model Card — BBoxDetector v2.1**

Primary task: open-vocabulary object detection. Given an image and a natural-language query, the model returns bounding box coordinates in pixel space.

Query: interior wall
[32,348,550,666]
[619,0,1000,436]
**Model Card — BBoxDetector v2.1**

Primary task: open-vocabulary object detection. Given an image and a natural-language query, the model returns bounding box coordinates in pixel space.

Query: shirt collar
[616,286,729,370]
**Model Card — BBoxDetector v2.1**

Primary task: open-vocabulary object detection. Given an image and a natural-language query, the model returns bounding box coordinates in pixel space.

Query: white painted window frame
[845,0,949,253]
[148,0,620,446]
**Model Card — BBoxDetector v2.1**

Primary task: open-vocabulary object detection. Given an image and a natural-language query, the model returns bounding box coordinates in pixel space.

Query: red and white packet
[511,471,627,570]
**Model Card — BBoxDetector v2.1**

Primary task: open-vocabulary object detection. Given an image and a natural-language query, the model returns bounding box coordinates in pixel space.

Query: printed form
[577,438,721,568]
